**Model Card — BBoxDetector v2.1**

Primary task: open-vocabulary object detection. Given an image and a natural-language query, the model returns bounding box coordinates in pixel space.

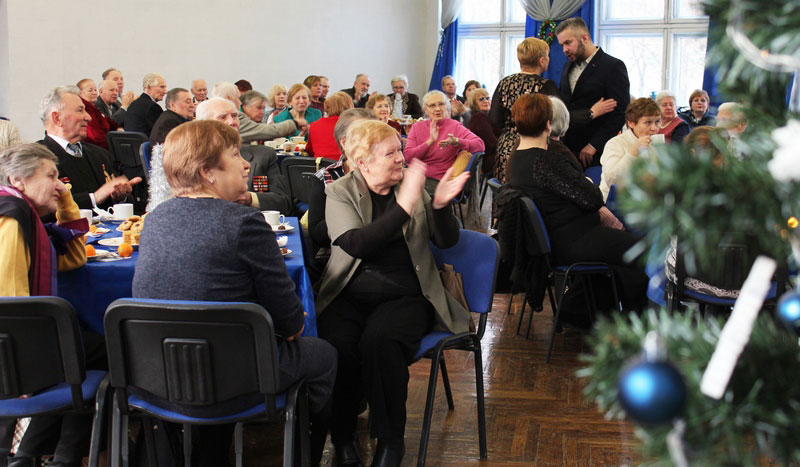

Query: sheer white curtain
[441,0,465,29]
[517,0,586,21]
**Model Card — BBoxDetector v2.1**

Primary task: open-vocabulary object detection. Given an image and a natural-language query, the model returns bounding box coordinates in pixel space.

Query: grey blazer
[315,169,470,334]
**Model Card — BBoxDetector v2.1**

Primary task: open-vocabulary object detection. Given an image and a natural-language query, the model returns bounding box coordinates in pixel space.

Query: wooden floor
[243,292,639,466]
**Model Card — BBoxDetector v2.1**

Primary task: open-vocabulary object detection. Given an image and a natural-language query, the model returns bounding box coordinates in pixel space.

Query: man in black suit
[196,97,292,213]
[150,88,195,145]
[556,18,629,167]
[101,68,135,126]
[95,79,120,121]
[38,86,141,211]
[125,72,167,135]
[340,74,371,108]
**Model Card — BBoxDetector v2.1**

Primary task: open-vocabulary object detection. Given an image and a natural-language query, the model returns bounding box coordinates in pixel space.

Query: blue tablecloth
[57,217,317,337]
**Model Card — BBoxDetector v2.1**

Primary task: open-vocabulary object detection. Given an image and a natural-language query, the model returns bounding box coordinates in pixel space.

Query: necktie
[67,143,83,157]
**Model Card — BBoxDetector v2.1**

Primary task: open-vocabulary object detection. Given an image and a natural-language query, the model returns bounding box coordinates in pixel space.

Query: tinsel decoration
[146,144,173,212]
[537,19,557,45]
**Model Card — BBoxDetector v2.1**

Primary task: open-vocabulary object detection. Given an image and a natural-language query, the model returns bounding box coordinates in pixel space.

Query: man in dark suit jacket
[38,86,141,211]
[195,97,292,213]
[340,74,370,108]
[125,72,167,135]
[101,68,135,126]
[556,18,630,167]
[149,88,195,145]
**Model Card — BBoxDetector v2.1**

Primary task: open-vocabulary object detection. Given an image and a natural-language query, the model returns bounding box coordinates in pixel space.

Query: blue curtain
[524,1,594,89]
[701,18,724,110]
[429,19,459,92]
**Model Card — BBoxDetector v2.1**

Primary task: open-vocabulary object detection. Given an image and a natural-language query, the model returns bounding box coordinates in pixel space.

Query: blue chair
[0,297,109,467]
[518,197,620,363]
[414,230,499,466]
[450,152,484,225]
[139,141,152,179]
[584,165,602,185]
[103,299,309,467]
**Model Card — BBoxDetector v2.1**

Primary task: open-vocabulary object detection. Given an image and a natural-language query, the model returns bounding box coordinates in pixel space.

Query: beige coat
[315,169,470,334]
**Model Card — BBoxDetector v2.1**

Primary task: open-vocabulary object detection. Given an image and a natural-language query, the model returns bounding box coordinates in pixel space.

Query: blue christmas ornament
[617,331,686,424]
[776,290,800,336]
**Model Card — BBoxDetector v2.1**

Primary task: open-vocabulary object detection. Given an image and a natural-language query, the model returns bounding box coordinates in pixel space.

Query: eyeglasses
[478,97,490,102]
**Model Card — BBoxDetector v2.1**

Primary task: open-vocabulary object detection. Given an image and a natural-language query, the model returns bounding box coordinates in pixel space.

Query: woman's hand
[432,165,470,209]
[630,135,652,155]
[438,133,459,148]
[426,120,440,146]
[396,159,427,214]
[598,206,624,230]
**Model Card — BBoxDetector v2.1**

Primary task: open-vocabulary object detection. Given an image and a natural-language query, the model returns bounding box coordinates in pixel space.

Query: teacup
[276,235,288,247]
[108,203,134,220]
[79,209,93,224]
[290,136,305,144]
[283,142,295,153]
[650,134,666,145]
[262,210,285,228]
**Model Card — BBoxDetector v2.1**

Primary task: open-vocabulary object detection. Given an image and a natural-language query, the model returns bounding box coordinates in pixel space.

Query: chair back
[487,178,502,194]
[519,196,552,257]
[0,297,85,401]
[106,131,147,176]
[453,152,484,202]
[584,165,602,185]
[139,141,152,181]
[430,230,499,315]
[104,299,280,412]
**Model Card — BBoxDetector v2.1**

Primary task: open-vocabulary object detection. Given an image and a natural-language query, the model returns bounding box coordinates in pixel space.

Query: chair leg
[546,275,570,364]
[234,423,243,467]
[417,347,443,467]
[516,293,528,336]
[505,293,514,316]
[472,336,488,459]
[439,356,455,410]
[110,396,122,467]
[88,377,110,467]
[525,294,535,339]
[283,384,300,467]
[608,271,622,312]
[298,385,310,467]
[458,202,465,226]
[182,424,192,467]
[121,414,130,467]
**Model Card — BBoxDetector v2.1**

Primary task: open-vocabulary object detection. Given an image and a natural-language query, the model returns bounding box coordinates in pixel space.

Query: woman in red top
[78,79,118,149]
[306,92,353,159]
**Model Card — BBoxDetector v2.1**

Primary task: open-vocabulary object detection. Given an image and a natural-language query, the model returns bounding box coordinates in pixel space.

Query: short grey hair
[98,79,115,91]
[142,73,163,90]
[39,85,80,124]
[422,90,451,117]
[195,97,236,120]
[548,96,570,138]
[334,108,373,154]
[240,90,267,108]
[717,102,746,127]
[390,75,408,88]
[0,143,59,186]
[211,81,240,102]
[655,90,676,105]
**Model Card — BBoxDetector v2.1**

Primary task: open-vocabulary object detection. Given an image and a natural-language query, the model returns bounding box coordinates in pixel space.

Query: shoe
[334,440,362,466]
[6,456,35,467]
[370,439,404,467]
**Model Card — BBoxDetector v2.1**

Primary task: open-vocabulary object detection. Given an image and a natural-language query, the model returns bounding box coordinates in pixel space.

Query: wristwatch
[588,109,595,120]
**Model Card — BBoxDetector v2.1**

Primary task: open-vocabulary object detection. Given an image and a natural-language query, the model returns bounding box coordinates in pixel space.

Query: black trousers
[318,292,433,443]
[0,331,107,462]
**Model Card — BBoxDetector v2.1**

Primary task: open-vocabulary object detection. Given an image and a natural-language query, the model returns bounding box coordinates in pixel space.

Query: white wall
[4,0,441,141]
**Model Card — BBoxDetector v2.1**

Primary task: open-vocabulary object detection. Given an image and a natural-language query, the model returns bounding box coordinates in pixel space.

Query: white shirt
[568,47,600,93]
[47,133,81,156]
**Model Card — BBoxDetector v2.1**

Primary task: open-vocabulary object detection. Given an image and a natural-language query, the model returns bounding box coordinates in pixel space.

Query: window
[596,0,709,107]
[455,0,526,96]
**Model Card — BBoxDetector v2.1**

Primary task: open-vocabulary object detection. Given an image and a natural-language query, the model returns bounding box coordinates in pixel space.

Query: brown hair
[303,75,321,88]
[365,93,390,112]
[512,93,552,137]
[685,125,726,167]
[287,83,311,103]
[324,91,354,116]
[234,79,252,93]
[625,98,662,125]
[162,120,240,195]
[688,89,710,107]
[517,37,550,69]
[468,88,490,112]
[555,17,590,36]
[462,80,481,98]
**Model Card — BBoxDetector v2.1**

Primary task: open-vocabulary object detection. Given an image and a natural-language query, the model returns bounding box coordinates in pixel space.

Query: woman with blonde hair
[489,36,559,183]
[273,83,323,138]
[466,88,500,175]
[264,84,288,124]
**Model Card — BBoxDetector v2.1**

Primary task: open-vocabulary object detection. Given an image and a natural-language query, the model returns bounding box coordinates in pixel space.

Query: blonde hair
[267,84,287,108]
[163,120,240,196]
[344,120,400,170]
[517,37,549,69]
[324,91,354,116]
[287,83,311,103]
[468,88,489,112]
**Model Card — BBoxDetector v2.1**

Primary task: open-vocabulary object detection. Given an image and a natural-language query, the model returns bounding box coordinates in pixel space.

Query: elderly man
[125,73,167,135]
[150,88,195,145]
[191,79,208,103]
[341,74,371,108]
[38,86,141,211]
[556,17,630,167]
[95,79,120,120]
[320,76,330,101]
[101,68,135,126]
[441,75,466,120]
[716,102,748,138]
[195,97,293,213]
[211,81,303,144]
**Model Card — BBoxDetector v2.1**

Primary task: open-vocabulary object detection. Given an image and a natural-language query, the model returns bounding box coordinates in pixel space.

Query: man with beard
[556,18,629,167]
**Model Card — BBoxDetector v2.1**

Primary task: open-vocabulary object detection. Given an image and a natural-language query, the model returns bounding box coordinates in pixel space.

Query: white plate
[272,223,294,232]
[97,238,139,250]
[87,250,115,261]
[281,249,292,257]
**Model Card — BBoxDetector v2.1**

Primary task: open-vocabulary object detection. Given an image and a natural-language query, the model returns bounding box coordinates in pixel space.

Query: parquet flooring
[242,293,639,466]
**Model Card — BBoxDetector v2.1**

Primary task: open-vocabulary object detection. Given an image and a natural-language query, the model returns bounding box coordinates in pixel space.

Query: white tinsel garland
[768,119,800,183]
[146,143,174,212]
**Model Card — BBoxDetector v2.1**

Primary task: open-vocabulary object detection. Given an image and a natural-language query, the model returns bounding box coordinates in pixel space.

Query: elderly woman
[466,88,500,175]
[274,83,323,138]
[78,78,117,149]
[599,98,662,200]
[316,120,469,466]
[212,82,299,144]
[678,89,716,129]
[240,90,268,125]
[0,143,101,467]
[655,91,690,143]
[405,90,484,194]
[304,75,325,113]
[306,91,354,159]
[132,120,335,466]
[366,93,403,134]
[386,75,422,119]
[265,84,288,124]
[508,94,647,311]
[489,37,559,183]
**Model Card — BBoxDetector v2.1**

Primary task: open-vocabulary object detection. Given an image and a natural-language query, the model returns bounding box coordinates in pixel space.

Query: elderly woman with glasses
[405,90,484,194]
[466,88,500,175]
[386,75,423,119]
[655,90,690,143]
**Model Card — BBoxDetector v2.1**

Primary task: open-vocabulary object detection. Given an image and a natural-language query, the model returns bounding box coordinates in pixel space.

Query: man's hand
[235,192,253,206]
[450,98,465,116]
[94,176,142,204]
[579,144,596,167]
[121,91,135,108]
[598,206,624,230]
[591,98,617,119]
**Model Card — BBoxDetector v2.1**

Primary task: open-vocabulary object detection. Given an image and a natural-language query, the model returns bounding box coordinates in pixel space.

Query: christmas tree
[580,0,800,464]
